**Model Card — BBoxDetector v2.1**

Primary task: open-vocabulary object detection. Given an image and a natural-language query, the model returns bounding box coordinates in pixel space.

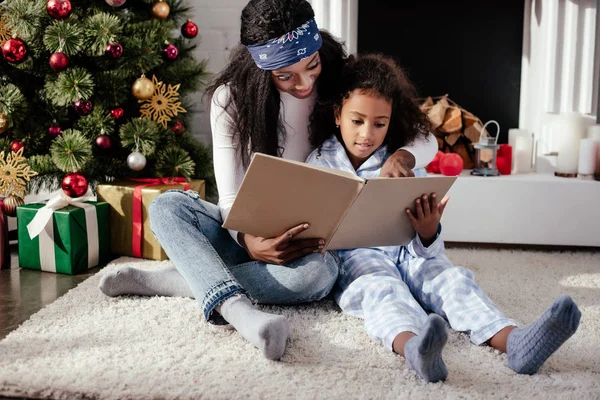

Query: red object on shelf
[425,150,445,174]
[497,144,512,175]
[439,153,464,176]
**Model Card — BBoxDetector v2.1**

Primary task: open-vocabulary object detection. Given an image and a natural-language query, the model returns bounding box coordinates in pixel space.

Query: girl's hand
[405,193,449,243]
[380,149,416,177]
[239,223,324,265]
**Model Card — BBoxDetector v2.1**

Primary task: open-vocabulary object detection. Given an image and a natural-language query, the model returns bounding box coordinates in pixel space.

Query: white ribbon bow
[26,189,99,272]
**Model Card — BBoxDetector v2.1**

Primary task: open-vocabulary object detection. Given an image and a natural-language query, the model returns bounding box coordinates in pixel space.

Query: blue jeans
[148,190,340,323]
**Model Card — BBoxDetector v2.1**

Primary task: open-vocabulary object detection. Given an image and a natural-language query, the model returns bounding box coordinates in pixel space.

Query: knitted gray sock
[404,314,448,383]
[99,266,194,298]
[217,295,289,361]
[507,295,581,375]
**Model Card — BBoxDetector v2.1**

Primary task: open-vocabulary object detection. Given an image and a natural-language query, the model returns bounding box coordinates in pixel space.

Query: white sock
[217,295,289,361]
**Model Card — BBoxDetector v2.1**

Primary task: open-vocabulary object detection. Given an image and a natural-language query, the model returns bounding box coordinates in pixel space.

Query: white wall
[188,0,247,145]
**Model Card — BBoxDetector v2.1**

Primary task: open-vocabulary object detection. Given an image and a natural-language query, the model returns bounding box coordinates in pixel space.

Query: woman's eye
[352,120,362,125]
[375,123,386,128]
[276,75,292,81]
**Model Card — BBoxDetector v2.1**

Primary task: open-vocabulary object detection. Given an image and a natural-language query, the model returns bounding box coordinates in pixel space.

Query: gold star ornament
[0,148,38,197]
[139,75,186,129]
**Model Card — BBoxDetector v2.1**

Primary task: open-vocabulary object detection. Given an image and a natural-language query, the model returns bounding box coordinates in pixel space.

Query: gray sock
[217,295,289,361]
[507,295,581,375]
[99,266,194,298]
[404,314,448,383]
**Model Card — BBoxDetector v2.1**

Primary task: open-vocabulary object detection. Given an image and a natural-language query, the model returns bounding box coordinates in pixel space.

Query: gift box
[96,179,205,261]
[17,201,110,275]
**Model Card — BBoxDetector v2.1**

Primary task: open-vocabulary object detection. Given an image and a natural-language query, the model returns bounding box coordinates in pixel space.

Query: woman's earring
[336,124,339,129]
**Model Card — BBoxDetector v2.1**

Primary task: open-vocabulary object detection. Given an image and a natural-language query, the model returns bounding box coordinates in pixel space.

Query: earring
[335,124,339,129]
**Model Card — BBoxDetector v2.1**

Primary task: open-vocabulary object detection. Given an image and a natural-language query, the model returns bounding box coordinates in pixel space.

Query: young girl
[99,0,437,362]
[306,54,581,382]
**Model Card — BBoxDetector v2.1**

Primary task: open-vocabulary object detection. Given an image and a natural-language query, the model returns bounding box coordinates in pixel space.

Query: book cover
[223,153,456,250]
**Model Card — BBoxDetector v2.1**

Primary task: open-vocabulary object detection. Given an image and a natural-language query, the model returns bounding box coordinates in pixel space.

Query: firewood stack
[420,95,489,169]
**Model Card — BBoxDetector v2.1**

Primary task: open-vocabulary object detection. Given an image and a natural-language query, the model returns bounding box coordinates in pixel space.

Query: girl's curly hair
[205,0,346,168]
[310,53,431,151]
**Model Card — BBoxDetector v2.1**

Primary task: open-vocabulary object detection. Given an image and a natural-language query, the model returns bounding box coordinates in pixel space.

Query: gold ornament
[132,75,155,100]
[2,194,24,217]
[139,75,186,129]
[0,147,38,198]
[151,1,170,19]
[0,14,11,44]
[0,113,8,134]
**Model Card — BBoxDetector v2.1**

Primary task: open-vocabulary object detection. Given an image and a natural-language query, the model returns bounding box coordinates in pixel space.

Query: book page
[327,176,457,250]
[223,153,364,243]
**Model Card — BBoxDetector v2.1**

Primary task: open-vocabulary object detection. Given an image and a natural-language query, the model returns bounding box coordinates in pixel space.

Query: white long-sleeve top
[210,84,438,244]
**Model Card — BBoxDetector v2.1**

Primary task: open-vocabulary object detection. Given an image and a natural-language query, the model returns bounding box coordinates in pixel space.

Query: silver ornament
[127,151,146,171]
[105,0,126,6]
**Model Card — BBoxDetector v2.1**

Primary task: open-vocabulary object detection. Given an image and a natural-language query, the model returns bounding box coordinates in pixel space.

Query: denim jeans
[148,190,340,323]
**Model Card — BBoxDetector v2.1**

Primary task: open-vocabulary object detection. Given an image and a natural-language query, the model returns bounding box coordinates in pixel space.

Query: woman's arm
[210,85,245,244]
[380,133,438,177]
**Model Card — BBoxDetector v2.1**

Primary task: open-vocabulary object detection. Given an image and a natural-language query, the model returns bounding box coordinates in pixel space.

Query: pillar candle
[577,138,597,176]
[588,125,600,173]
[508,129,532,173]
[553,112,586,175]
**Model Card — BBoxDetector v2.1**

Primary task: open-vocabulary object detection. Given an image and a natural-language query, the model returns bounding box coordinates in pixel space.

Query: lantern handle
[480,120,500,145]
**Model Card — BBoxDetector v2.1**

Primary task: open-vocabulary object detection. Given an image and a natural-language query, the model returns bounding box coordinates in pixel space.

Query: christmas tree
[0,0,214,205]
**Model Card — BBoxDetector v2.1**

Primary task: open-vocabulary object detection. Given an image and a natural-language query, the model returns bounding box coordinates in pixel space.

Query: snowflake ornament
[0,13,11,44]
[138,75,186,129]
[0,148,38,197]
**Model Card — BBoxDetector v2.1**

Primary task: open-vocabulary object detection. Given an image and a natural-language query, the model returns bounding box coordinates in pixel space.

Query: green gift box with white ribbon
[17,201,110,274]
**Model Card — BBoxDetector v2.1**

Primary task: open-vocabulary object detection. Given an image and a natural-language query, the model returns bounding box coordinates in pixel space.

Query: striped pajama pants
[334,247,517,351]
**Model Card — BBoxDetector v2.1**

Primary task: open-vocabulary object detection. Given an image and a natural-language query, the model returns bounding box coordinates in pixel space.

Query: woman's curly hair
[310,53,431,151]
[205,0,346,168]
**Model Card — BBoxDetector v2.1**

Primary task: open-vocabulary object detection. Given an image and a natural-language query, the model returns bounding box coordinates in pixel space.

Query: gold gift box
[96,180,206,260]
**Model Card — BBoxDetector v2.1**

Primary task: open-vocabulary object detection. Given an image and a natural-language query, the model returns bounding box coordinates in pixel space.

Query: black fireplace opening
[358,0,525,144]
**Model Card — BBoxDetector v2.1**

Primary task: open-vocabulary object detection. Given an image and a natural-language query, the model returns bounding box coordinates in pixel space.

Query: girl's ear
[334,106,341,126]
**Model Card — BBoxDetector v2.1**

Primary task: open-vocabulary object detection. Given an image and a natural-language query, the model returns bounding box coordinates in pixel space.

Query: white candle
[588,125,600,173]
[577,138,597,176]
[508,129,532,173]
[553,112,586,175]
[514,136,533,173]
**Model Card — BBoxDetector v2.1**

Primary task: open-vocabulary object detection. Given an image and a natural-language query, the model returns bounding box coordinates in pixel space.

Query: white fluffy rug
[1,248,599,399]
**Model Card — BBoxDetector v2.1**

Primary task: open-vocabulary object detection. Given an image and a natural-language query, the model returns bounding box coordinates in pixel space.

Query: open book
[222,153,457,250]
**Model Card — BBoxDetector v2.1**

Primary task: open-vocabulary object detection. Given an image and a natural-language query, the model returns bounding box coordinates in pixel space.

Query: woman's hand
[238,223,324,265]
[380,149,416,177]
[406,193,449,244]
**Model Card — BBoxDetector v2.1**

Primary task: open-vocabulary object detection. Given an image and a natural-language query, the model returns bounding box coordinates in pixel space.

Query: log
[420,96,434,112]
[439,107,462,133]
[427,97,449,128]
[453,143,475,169]
[445,132,462,146]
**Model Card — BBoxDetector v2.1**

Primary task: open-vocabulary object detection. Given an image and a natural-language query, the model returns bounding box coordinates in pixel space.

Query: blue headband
[246,18,323,70]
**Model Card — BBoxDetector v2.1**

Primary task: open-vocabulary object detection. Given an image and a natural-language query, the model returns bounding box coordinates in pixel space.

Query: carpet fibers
[1,248,599,399]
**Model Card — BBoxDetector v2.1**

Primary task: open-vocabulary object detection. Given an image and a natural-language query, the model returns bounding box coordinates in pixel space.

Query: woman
[99,0,438,361]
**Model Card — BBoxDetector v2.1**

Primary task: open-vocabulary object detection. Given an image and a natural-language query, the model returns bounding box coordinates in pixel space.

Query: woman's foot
[98,266,194,297]
[507,295,581,375]
[217,295,289,361]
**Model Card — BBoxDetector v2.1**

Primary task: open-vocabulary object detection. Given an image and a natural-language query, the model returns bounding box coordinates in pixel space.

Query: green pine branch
[1,0,46,42]
[50,129,92,172]
[155,146,195,179]
[0,84,27,127]
[119,118,159,156]
[83,12,123,56]
[43,21,85,54]
[45,67,95,106]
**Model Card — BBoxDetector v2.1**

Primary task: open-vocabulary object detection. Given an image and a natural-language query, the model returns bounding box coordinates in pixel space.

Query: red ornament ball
[181,20,198,39]
[9,140,24,152]
[171,119,185,136]
[47,0,72,20]
[105,42,123,59]
[61,172,88,198]
[439,153,464,176]
[95,134,112,150]
[74,99,93,116]
[48,124,62,137]
[110,107,124,119]
[163,44,178,60]
[2,38,28,64]
[105,0,127,6]
[49,51,69,71]
[425,150,445,174]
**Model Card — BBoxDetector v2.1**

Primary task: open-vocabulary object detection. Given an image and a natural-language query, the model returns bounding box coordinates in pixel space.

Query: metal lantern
[471,120,501,176]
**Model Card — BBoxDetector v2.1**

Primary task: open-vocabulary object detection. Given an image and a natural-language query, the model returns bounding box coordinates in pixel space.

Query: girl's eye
[375,123,386,128]
[352,119,363,125]
[276,75,292,81]
[307,60,321,70]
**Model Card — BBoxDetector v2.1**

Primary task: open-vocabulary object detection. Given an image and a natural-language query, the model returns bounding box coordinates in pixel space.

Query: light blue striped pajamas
[306,136,517,351]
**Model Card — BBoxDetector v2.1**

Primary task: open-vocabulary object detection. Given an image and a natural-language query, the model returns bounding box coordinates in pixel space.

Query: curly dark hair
[310,53,431,152]
[205,0,346,168]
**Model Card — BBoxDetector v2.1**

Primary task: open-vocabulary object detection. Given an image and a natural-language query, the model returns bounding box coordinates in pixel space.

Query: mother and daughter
[99,0,580,382]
